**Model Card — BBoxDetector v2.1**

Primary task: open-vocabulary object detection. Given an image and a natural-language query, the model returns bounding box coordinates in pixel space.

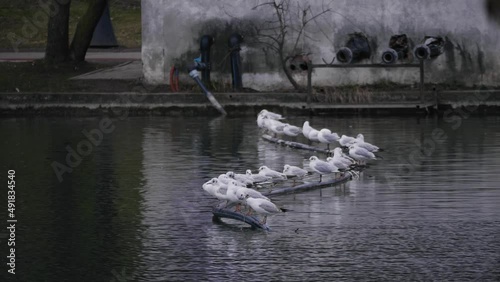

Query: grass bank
[0,0,141,50]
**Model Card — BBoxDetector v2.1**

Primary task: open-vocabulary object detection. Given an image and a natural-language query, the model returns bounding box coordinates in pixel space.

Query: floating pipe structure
[212,134,364,230]
[228,33,244,91]
[261,134,330,154]
[336,33,371,64]
[212,172,356,231]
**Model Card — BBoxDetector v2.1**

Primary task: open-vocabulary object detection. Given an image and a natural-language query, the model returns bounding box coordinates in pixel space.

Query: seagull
[257,113,266,128]
[302,121,316,139]
[265,118,286,136]
[213,183,231,203]
[202,178,220,198]
[332,147,355,168]
[318,128,340,150]
[226,180,246,211]
[217,174,232,185]
[283,164,308,185]
[354,140,380,153]
[307,128,320,142]
[283,124,302,137]
[352,134,381,152]
[246,169,272,183]
[349,144,377,164]
[326,156,350,171]
[244,196,288,224]
[339,134,356,147]
[258,166,287,180]
[262,116,286,136]
[283,164,308,178]
[236,187,270,201]
[355,133,364,142]
[259,109,284,120]
[226,171,253,186]
[309,156,338,182]
[257,109,284,129]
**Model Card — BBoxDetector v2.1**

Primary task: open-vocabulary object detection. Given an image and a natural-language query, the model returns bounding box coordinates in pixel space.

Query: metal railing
[306,59,425,103]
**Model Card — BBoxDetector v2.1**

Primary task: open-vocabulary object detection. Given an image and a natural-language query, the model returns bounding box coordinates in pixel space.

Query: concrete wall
[142,0,500,90]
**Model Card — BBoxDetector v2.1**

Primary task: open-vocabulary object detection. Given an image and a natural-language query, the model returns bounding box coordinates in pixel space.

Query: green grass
[0,0,141,50]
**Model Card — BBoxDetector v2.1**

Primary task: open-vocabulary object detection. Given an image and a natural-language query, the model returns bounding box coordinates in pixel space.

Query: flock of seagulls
[202,170,287,224]
[258,109,382,165]
[201,109,383,225]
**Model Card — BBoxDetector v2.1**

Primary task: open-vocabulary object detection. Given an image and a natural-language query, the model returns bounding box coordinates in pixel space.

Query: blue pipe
[228,33,243,91]
[200,35,214,84]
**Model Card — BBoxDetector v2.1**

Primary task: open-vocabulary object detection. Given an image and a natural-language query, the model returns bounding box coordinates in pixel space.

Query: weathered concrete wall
[142,0,500,90]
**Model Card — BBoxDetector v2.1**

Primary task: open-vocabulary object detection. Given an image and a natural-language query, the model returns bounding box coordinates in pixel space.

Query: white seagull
[326,156,349,171]
[331,147,355,168]
[283,124,302,137]
[217,174,232,185]
[262,116,286,136]
[283,164,308,178]
[258,166,287,180]
[339,134,356,147]
[259,109,284,120]
[307,128,320,142]
[318,128,340,150]
[308,156,338,182]
[226,180,247,211]
[302,121,315,139]
[236,187,270,202]
[352,134,381,152]
[244,196,288,224]
[202,178,220,198]
[348,144,377,164]
[246,169,272,183]
[226,171,253,186]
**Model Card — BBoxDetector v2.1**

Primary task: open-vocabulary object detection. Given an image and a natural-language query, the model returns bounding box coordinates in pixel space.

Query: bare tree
[251,0,331,91]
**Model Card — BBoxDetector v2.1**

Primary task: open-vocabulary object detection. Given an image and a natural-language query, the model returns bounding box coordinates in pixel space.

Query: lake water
[1,114,499,281]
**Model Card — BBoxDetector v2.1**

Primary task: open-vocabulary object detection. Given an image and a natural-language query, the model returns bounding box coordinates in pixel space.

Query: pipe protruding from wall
[188,67,227,116]
[289,54,311,71]
[228,33,244,91]
[382,34,409,64]
[200,35,214,84]
[336,33,371,64]
[381,48,399,64]
[336,47,354,64]
[414,36,444,60]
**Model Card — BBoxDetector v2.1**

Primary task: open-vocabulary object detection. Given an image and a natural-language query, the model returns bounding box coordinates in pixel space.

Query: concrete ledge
[1,90,499,116]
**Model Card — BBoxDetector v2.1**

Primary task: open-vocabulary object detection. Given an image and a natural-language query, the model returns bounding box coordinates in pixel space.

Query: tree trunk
[45,0,71,63]
[281,57,301,91]
[69,0,108,62]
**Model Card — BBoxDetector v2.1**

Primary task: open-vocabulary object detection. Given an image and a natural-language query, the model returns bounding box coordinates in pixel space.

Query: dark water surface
[1,115,499,281]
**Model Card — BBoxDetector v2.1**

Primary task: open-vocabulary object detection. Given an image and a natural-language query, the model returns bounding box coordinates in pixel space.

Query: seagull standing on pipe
[349,144,377,165]
[258,166,287,181]
[308,156,338,182]
[246,169,272,184]
[243,195,288,224]
[318,128,340,150]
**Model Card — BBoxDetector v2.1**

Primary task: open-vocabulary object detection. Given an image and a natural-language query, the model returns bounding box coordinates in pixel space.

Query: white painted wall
[142,0,500,90]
